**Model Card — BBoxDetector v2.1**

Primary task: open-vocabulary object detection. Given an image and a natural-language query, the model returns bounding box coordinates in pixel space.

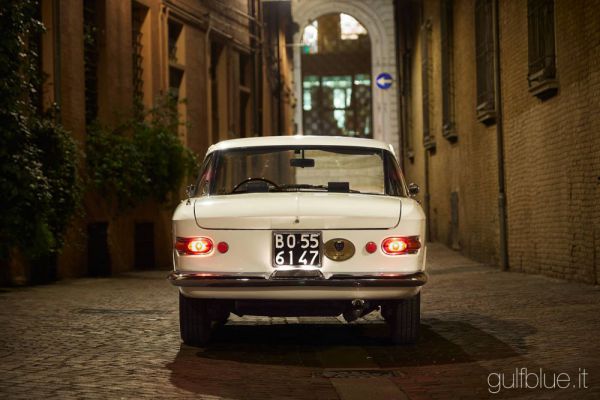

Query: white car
[169,135,427,345]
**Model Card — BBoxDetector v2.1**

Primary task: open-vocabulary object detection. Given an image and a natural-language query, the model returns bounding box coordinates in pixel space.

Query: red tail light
[217,241,229,253]
[365,241,377,254]
[381,236,421,255]
[175,237,213,255]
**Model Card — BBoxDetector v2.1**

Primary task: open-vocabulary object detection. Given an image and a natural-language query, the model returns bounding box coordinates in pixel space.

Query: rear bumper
[168,271,427,288]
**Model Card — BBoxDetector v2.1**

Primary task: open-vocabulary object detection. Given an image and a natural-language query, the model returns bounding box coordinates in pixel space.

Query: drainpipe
[393,0,404,171]
[418,0,432,242]
[424,150,431,241]
[493,0,508,270]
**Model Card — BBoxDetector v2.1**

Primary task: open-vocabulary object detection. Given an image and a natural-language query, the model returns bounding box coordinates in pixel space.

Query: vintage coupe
[168,136,427,345]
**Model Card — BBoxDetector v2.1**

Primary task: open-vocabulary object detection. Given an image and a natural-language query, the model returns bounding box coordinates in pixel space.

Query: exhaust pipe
[343,299,369,322]
[352,299,365,308]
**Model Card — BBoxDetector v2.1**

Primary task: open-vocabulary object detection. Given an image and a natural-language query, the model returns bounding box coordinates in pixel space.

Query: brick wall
[500,0,600,283]
[403,0,501,265]
[401,0,599,282]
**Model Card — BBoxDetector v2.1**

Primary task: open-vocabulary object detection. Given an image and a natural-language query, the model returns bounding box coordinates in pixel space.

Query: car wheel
[179,293,212,346]
[387,292,420,345]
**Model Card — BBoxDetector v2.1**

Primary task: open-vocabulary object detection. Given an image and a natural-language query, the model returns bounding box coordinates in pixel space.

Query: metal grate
[302,74,372,137]
[319,369,400,379]
[300,14,372,138]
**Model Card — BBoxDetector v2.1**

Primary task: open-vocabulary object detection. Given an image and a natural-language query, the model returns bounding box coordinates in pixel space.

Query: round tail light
[365,241,377,254]
[217,241,229,253]
[175,237,213,255]
[381,236,421,255]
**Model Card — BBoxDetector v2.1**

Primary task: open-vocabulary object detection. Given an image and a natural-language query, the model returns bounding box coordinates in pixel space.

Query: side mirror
[185,184,196,199]
[408,183,420,197]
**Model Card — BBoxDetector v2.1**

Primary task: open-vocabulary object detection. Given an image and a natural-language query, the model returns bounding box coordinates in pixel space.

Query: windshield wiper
[276,183,329,191]
[276,184,362,193]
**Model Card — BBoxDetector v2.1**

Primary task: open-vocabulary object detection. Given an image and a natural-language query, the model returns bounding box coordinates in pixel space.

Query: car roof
[207,135,394,154]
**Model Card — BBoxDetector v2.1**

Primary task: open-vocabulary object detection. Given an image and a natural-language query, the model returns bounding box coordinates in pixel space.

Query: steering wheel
[231,177,280,193]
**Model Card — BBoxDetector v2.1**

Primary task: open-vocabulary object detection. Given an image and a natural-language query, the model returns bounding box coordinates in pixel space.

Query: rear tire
[179,293,212,346]
[387,292,420,345]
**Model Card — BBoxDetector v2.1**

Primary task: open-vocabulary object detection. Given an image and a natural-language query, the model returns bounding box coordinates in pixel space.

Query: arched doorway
[300,13,372,137]
[291,0,399,153]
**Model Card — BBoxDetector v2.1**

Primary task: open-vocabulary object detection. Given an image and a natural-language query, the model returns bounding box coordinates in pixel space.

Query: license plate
[272,232,322,267]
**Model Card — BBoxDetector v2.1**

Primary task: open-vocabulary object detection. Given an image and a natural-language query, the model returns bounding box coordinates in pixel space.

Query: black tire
[387,292,420,345]
[179,293,212,346]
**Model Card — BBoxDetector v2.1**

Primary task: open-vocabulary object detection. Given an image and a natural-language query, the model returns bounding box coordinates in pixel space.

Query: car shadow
[166,316,535,397]
[197,318,523,367]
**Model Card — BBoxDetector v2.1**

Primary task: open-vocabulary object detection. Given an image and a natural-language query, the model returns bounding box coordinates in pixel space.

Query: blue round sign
[376,73,393,90]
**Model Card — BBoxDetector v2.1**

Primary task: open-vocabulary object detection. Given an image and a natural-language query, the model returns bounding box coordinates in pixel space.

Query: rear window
[198,146,406,197]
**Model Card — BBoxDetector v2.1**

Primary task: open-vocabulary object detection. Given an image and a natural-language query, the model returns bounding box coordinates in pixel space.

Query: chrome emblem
[325,238,355,261]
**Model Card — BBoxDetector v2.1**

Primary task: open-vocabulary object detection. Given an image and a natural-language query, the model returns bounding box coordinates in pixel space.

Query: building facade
[13,0,295,283]
[396,0,600,283]
[6,0,598,285]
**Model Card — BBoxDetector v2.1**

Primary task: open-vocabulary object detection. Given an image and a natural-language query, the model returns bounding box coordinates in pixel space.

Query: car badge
[325,238,355,261]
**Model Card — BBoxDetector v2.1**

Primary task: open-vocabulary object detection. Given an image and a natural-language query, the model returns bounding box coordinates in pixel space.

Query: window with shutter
[441,0,457,142]
[474,0,496,125]
[84,0,99,125]
[528,0,558,99]
[132,2,148,115]
[421,20,435,150]
[402,50,414,161]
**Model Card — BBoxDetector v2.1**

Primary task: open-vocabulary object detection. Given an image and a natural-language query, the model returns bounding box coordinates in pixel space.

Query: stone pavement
[0,243,599,399]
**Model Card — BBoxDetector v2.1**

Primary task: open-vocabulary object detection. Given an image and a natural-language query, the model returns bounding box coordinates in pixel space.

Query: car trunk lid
[194,192,401,230]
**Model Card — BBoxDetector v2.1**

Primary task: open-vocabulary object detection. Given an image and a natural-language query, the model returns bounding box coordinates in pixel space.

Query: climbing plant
[86,95,198,210]
[0,1,82,261]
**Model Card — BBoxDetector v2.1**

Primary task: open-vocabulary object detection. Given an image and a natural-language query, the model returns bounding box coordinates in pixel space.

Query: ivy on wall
[86,95,198,210]
[0,1,198,269]
[0,1,82,261]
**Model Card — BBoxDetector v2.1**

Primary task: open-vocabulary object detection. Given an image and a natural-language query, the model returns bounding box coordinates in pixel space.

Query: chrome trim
[167,271,427,288]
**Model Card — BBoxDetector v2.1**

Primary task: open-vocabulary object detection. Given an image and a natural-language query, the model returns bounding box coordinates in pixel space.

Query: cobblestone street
[0,243,598,399]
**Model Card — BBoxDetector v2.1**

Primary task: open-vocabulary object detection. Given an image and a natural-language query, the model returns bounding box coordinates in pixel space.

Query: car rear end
[171,193,426,301]
[168,136,427,345]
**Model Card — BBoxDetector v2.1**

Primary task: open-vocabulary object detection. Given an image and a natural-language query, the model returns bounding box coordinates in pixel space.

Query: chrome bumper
[167,271,427,288]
